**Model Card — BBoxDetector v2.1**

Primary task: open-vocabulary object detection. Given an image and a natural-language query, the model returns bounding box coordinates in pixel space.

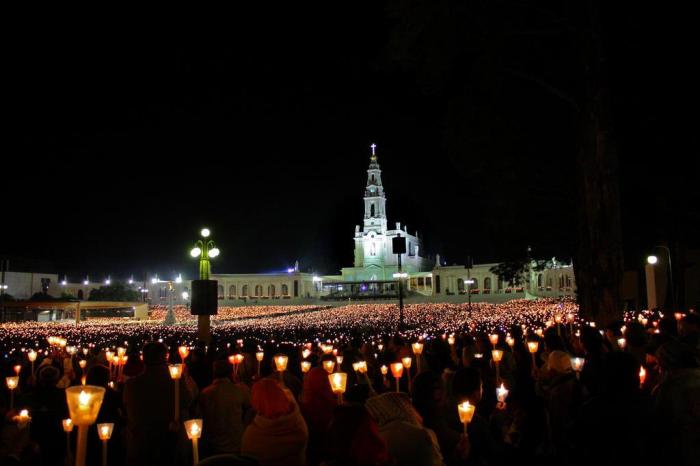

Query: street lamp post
[647,246,677,311]
[191,228,220,342]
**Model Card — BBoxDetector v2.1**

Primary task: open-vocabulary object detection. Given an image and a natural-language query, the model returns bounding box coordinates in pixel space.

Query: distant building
[34,144,578,307]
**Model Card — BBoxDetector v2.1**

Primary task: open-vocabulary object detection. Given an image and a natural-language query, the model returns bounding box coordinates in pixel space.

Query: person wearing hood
[242,378,309,466]
[364,392,443,466]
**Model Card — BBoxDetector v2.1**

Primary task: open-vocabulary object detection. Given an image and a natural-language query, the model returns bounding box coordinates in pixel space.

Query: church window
[268,284,275,297]
[255,285,263,297]
[370,242,376,256]
[241,285,248,297]
[159,286,167,299]
[229,285,236,298]
[470,279,478,290]
[537,274,543,288]
[281,284,289,295]
[457,278,465,292]
[370,204,375,217]
[484,277,491,290]
[217,285,224,299]
[565,275,572,288]
[371,174,375,183]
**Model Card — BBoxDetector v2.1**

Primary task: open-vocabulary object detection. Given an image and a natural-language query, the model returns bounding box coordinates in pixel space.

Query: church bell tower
[363,143,387,234]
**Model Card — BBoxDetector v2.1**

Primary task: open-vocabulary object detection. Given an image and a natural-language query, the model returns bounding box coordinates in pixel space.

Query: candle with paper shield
[6,376,18,410]
[255,351,264,377]
[97,423,114,466]
[168,364,183,421]
[184,419,203,466]
[322,359,335,374]
[391,362,404,392]
[496,384,509,409]
[457,401,476,436]
[328,372,347,405]
[65,386,105,466]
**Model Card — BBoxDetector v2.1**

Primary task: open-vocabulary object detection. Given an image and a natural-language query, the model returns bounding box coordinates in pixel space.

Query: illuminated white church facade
[340,144,434,282]
[55,144,576,306]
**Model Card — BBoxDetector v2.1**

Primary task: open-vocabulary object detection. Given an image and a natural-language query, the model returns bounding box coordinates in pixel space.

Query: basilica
[53,144,576,306]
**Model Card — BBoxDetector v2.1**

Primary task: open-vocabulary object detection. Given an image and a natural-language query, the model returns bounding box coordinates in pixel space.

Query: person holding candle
[20,364,66,465]
[322,405,390,466]
[300,367,337,466]
[241,378,309,466]
[123,342,192,466]
[649,340,700,466]
[448,367,505,465]
[570,351,652,466]
[198,360,251,457]
[85,364,124,466]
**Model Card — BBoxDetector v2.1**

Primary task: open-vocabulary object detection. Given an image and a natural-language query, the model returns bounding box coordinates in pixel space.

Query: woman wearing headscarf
[301,367,337,466]
[365,392,443,466]
[241,378,309,466]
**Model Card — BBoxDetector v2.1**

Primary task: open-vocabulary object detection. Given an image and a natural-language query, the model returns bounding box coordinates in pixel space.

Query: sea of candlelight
[0,299,581,355]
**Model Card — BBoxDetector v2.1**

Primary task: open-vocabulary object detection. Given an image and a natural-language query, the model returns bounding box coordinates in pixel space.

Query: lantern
[489,334,499,346]
[301,361,311,373]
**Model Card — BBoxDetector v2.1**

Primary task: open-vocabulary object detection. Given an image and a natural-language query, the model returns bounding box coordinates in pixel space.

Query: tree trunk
[573,0,624,325]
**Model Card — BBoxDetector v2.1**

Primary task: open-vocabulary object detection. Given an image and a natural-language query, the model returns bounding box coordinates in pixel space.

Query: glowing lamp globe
[301,361,312,373]
[256,351,264,362]
[190,247,202,258]
[200,228,210,238]
[401,357,412,369]
[489,334,499,346]
[28,350,37,362]
[302,349,311,359]
[178,346,190,360]
[328,372,347,395]
[380,365,388,376]
[647,255,658,265]
[336,355,344,365]
[97,423,114,440]
[208,248,220,258]
[65,386,106,425]
[184,419,203,440]
[571,357,585,372]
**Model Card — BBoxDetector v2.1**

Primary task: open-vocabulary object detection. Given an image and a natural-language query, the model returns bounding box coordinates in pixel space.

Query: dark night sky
[3,3,698,281]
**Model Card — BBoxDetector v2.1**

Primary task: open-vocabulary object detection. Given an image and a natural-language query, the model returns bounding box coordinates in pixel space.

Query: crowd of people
[0,302,698,465]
